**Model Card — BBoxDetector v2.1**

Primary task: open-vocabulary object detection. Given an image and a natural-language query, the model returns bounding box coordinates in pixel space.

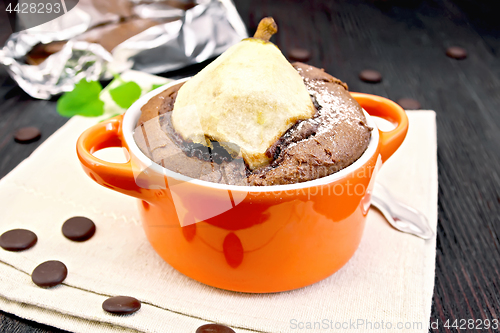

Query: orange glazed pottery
[76,79,408,293]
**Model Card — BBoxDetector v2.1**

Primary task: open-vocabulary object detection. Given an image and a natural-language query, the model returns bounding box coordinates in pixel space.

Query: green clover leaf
[150,83,164,92]
[109,81,142,109]
[57,79,104,117]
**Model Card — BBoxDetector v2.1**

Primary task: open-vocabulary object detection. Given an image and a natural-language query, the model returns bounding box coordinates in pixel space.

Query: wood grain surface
[1,0,499,332]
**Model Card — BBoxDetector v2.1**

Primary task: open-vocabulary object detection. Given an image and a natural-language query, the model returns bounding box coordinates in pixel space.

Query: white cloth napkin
[0,110,437,333]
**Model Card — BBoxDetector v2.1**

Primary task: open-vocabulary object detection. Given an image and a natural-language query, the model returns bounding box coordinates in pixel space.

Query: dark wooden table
[1,0,499,332]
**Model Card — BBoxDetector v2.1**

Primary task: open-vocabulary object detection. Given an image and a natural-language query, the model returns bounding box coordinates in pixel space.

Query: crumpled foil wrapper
[0,0,247,99]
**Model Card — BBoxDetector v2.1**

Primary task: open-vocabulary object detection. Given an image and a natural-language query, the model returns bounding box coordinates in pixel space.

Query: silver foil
[0,0,248,99]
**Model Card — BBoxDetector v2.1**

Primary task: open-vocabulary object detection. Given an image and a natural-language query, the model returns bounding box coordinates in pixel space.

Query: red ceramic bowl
[77,79,408,293]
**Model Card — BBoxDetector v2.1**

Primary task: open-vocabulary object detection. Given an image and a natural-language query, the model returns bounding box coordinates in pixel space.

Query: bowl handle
[76,115,149,200]
[351,92,409,162]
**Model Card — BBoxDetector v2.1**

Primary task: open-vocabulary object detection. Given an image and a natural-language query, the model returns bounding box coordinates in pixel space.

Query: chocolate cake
[134,63,372,186]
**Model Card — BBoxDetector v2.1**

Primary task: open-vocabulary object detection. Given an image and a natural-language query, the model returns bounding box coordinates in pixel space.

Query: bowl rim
[122,78,380,192]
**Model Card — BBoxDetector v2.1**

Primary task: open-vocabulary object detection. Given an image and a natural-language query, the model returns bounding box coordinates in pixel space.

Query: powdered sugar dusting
[288,66,362,140]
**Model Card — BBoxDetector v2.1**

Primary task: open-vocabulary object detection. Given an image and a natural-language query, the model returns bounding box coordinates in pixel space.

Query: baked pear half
[171,17,315,170]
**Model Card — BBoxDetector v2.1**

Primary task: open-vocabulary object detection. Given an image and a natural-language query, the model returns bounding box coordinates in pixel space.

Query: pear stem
[253,17,278,42]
